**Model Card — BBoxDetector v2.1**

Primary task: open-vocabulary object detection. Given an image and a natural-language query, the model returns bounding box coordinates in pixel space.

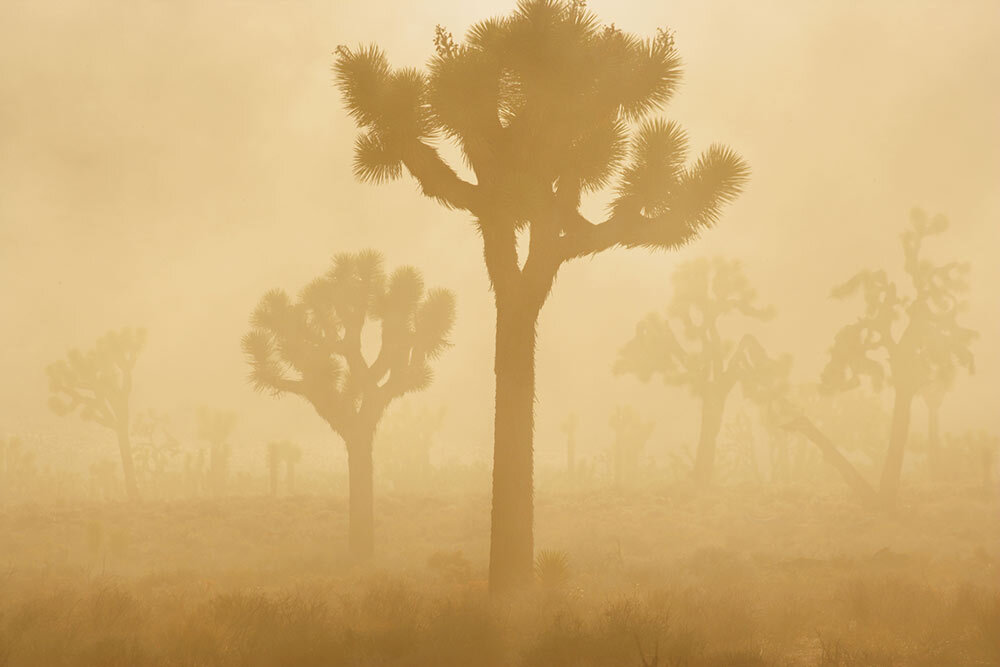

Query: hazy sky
[2,0,997,472]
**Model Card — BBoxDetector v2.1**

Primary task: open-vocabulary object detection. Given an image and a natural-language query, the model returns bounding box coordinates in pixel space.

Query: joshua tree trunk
[879,388,914,506]
[926,399,942,480]
[489,293,540,594]
[347,433,375,564]
[692,393,726,485]
[785,417,880,509]
[269,458,279,496]
[115,422,140,503]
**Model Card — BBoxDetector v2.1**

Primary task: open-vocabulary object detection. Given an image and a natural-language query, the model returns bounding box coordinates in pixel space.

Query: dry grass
[0,484,997,666]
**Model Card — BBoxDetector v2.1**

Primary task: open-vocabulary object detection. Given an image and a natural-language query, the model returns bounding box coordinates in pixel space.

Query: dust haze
[1,1,998,665]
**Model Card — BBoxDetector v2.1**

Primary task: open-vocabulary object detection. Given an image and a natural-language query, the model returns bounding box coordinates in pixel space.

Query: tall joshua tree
[335,0,748,592]
[242,250,455,562]
[196,407,237,498]
[46,327,146,502]
[615,259,781,485]
[822,208,976,506]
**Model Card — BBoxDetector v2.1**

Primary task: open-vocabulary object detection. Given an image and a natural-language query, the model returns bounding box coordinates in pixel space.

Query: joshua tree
[132,409,179,495]
[242,250,455,562]
[46,327,146,501]
[266,440,302,496]
[609,405,654,490]
[377,403,447,490]
[616,259,781,485]
[561,412,578,479]
[821,208,976,506]
[334,1,748,591]
[196,407,236,498]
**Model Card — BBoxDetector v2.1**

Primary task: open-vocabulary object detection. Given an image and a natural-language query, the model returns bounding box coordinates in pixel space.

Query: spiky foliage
[616,258,787,484]
[821,208,976,504]
[608,404,654,489]
[334,2,747,275]
[335,0,747,593]
[46,327,146,501]
[534,549,570,589]
[242,251,456,442]
[242,250,455,561]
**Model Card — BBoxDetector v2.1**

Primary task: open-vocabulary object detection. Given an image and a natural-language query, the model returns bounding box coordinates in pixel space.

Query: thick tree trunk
[879,389,914,506]
[347,433,375,564]
[785,417,881,509]
[692,394,726,485]
[116,424,140,503]
[489,297,539,594]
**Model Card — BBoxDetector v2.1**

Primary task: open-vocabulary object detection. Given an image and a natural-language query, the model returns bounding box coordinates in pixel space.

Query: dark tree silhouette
[242,250,455,562]
[46,327,146,502]
[334,0,748,592]
[608,405,654,490]
[821,208,976,506]
[196,407,236,498]
[616,258,780,485]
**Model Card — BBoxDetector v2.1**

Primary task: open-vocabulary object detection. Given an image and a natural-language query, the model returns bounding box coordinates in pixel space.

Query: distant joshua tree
[616,259,785,486]
[561,413,578,480]
[46,327,146,501]
[266,440,302,496]
[609,405,654,490]
[242,250,455,562]
[196,407,237,498]
[132,409,179,494]
[335,1,748,591]
[821,208,976,506]
[377,403,447,491]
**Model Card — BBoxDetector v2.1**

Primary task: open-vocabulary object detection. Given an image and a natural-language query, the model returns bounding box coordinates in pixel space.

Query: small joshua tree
[132,409,179,496]
[266,440,302,496]
[377,402,447,490]
[196,407,236,498]
[242,250,455,562]
[46,327,146,501]
[616,258,784,485]
[561,412,578,480]
[609,405,654,490]
[821,208,976,506]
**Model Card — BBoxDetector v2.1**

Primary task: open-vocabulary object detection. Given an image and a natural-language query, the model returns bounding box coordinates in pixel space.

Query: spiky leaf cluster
[334,0,748,273]
[46,327,146,430]
[242,251,456,442]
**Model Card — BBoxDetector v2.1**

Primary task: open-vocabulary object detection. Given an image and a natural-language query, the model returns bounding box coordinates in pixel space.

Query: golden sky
[1,0,997,470]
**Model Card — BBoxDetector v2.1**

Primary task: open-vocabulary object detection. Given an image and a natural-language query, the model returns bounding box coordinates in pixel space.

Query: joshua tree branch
[402,141,480,213]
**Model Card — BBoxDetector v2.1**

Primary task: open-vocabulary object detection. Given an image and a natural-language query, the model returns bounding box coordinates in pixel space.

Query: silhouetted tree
[46,327,146,501]
[242,250,455,562]
[609,405,654,490]
[132,409,179,496]
[616,259,780,485]
[377,403,447,491]
[821,208,976,506]
[266,440,302,496]
[334,1,748,591]
[196,407,236,498]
